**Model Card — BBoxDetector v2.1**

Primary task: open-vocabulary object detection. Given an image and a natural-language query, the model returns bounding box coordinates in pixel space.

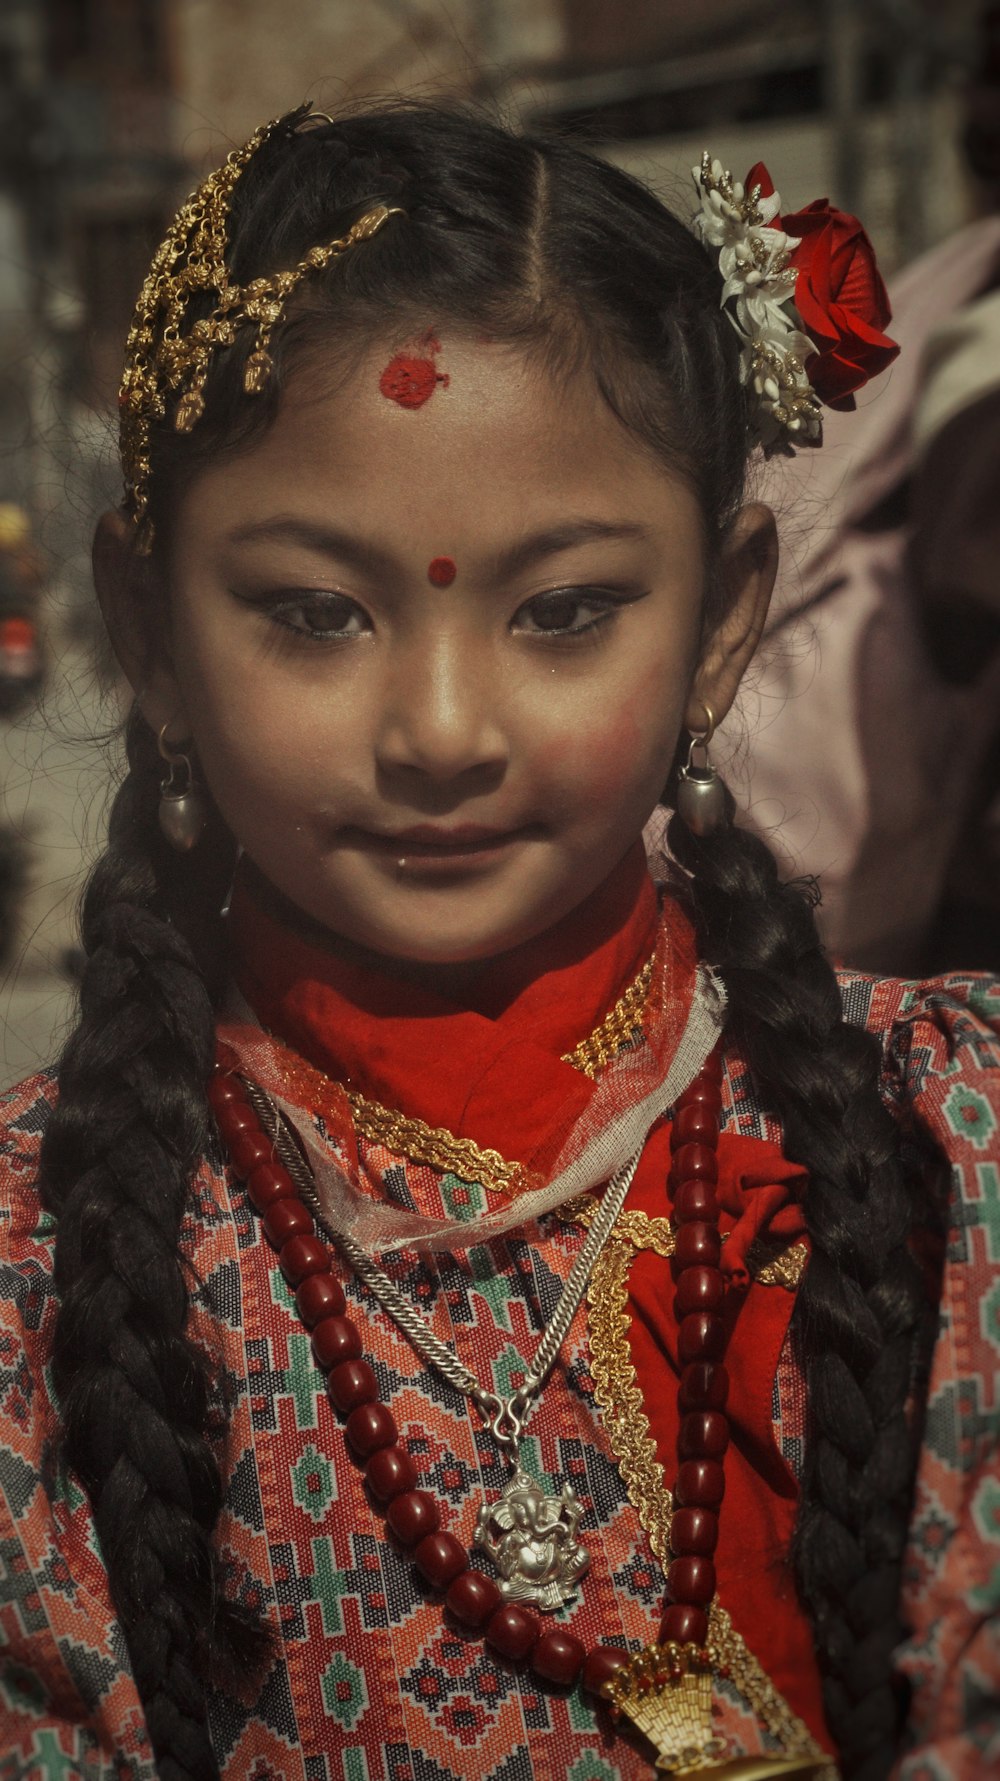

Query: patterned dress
[1,866,998,1780]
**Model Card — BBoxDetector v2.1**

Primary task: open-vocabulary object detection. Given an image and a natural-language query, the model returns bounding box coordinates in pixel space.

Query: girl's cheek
[535,698,672,803]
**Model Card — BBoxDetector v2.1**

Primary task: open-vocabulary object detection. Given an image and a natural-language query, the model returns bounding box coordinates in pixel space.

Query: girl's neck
[234,842,658,1017]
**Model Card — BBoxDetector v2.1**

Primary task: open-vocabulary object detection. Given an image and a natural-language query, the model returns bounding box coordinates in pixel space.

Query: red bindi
[427,556,457,587]
[379,333,449,409]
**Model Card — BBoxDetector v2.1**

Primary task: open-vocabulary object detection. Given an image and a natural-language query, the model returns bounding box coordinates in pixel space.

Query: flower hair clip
[692,152,899,453]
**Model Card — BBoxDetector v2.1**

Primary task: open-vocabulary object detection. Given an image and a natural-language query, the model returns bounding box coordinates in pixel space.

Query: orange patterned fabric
[0,896,998,1776]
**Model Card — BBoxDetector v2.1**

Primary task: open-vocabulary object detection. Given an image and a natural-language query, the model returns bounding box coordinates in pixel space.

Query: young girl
[1,103,997,1781]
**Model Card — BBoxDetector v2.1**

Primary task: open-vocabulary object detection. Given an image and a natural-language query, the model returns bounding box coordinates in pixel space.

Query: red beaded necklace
[208,1037,730,1714]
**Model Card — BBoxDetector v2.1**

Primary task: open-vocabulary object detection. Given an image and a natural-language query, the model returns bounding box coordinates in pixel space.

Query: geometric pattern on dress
[1,968,999,1776]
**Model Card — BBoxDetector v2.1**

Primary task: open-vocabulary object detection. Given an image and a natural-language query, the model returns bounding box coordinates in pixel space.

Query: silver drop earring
[676,703,727,836]
[220,845,245,918]
[157,725,208,852]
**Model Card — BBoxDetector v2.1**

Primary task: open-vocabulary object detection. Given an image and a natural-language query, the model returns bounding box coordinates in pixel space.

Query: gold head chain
[118,108,403,539]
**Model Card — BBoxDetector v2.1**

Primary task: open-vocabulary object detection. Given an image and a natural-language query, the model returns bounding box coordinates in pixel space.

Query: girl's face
[131,336,773,966]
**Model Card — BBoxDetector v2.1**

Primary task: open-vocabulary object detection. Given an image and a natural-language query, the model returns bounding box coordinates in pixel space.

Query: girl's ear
[93,509,190,740]
[686,502,777,732]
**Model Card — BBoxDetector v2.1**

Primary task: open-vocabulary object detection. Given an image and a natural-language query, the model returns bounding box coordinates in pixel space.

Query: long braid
[666,790,932,1781]
[39,713,267,1780]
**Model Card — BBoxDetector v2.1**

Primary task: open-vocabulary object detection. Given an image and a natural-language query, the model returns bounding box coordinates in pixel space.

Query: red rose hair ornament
[692,152,898,451]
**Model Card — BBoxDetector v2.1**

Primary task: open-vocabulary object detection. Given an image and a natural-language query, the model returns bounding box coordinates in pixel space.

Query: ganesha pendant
[473,1466,590,1611]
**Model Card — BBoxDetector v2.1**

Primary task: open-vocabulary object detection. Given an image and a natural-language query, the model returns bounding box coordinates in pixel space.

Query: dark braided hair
[40,102,927,1778]
[39,715,258,1779]
[666,792,932,1780]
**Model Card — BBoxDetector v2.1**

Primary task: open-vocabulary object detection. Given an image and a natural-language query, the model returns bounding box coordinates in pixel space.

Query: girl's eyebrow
[223,515,650,579]
[224,517,397,578]
[494,519,652,580]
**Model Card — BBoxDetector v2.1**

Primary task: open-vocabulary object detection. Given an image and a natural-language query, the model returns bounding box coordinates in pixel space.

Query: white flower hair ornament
[692,152,900,454]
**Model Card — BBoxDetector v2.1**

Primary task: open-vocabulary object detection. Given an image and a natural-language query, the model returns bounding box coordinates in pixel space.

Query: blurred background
[1,0,997,1086]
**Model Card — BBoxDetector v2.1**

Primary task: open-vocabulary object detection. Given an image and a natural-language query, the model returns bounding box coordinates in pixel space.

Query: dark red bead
[675,1459,726,1508]
[214,1040,241,1072]
[262,1198,313,1248]
[327,1358,378,1412]
[311,1315,362,1370]
[678,1311,726,1363]
[700,1049,723,1084]
[414,1531,467,1590]
[215,1101,260,1143]
[387,1489,440,1547]
[678,1361,729,1412]
[531,1628,586,1688]
[279,1234,330,1286]
[445,1568,501,1628]
[670,1142,718,1184]
[671,1507,718,1556]
[679,1410,729,1461]
[207,1074,247,1109]
[366,1444,418,1502]
[672,1103,718,1149]
[345,1401,398,1460]
[660,1604,708,1646]
[246,1161,296,1211]
[674,1265,724,1316]
[679,1078,722,1115]
[673,1180,719,1225]
[674,1224,721,1272]
[668,1556,716,1605]
[485,1604,540,1663]
[296,1272,346,1325]
[582,1646,629,1699]
[227,1131,276,1177]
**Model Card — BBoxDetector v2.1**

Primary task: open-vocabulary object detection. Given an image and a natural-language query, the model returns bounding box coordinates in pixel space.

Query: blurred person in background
[0,502,44,716]
[0,502,43,967]
[728,0,1000,974]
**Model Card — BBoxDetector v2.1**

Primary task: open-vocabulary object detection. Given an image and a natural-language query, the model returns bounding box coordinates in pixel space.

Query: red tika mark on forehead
[427,556,457,587]
[379,332,449,409]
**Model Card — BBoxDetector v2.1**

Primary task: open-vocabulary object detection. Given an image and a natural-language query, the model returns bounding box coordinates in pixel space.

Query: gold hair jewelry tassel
[117,104,404,535]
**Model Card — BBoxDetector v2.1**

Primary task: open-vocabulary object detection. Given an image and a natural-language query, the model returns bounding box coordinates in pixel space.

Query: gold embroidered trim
[751,1239,808,1291]
[589,1240,675,1564]
[561,955,655,1078]
[346,1091,537,1197]
[340,949,656,1193]
[575,1204,808,1290]
[587,1238,832,1772]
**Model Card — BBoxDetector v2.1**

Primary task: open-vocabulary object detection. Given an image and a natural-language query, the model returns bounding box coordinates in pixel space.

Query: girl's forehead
[188,332,692,529]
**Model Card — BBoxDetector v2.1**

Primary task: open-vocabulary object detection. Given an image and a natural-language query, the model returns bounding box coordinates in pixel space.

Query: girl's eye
[512,588,630,637]
[266,593,371,640]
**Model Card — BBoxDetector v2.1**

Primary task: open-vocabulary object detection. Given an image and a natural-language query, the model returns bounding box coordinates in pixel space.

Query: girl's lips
[344,823,532,869]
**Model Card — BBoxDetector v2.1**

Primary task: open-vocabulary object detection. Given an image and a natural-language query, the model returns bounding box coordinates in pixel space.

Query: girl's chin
[251,844,602,971]
[298,892,571,974]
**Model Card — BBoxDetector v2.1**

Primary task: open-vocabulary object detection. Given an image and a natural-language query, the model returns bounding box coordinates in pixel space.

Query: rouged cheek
[379,332,449,408]
[535,699,675,807]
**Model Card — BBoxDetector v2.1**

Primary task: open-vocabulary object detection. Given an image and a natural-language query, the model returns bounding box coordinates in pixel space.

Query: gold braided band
[118,107,403,537]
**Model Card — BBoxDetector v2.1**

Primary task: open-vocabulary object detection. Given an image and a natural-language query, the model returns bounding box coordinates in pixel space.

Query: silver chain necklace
[247,1080,639,1612]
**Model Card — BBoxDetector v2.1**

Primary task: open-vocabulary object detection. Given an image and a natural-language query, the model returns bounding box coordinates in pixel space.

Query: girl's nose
[375,638,508,782]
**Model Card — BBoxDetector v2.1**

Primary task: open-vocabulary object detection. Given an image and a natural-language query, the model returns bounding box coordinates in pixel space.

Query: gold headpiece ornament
[118,108,403,539]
